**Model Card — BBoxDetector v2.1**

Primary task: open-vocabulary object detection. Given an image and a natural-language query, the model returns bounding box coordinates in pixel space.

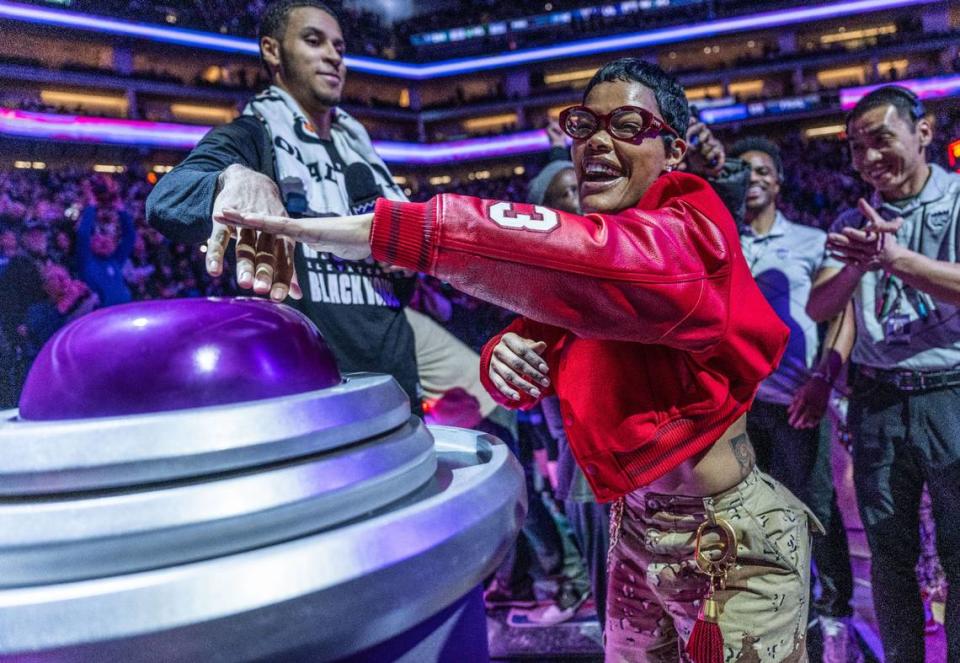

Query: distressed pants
[604,468,815,663]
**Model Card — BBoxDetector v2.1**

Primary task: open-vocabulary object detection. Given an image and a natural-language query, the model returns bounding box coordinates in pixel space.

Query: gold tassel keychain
[687,517,737,663]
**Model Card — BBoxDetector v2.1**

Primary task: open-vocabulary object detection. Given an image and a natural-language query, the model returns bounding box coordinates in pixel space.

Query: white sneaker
[529,589,590,626]
[819,616,864,663]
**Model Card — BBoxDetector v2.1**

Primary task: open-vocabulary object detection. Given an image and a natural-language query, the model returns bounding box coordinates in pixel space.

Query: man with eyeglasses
[223,58,813,662]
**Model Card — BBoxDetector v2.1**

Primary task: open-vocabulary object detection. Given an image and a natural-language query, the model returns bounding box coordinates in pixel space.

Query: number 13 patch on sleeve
[488,202,559,232]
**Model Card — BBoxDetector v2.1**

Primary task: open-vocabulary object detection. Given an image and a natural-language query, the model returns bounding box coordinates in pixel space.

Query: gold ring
[694,518,737,576]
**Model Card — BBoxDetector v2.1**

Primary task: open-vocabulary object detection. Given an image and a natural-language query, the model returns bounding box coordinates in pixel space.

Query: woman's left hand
[217,208,374,261]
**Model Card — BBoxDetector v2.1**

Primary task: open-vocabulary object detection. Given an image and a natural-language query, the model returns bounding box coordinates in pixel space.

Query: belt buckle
[902,371,926,391]
[892,371,905,390]
[892,370,912,391]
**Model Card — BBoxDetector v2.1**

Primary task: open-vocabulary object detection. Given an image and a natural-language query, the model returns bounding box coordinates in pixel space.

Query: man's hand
[209,164,301,302]
[682,118,725,178]
[218,208,374,261]
[826,198,905,272]
[546,120,567,150]
[488,333,550,401]
[787,374,831,429]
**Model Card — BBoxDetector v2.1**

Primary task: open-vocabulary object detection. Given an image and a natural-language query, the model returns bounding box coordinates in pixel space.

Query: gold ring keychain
[688,518,738,662]
[694,518,738,586]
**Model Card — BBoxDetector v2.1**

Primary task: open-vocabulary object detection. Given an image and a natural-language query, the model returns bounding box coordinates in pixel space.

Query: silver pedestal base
[0,426,524,662]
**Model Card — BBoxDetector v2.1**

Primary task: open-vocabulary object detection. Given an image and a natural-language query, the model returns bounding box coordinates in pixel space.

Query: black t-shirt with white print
[145,115,421,412]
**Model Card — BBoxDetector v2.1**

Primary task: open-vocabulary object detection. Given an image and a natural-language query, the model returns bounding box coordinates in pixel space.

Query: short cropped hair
[258,0,340,46]
[729,136,784,180]
[583,58,689,138]
[845,85,925,129]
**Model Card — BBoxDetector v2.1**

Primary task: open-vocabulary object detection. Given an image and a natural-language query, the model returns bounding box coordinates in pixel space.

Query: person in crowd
[730,136,862,662]
[49,228,74,268]
[0,227,17,274]
[221,57,817,663]
[481,397,592,625]
[19,219,49,263]
[24,263,99,352]
[146,0,422,410]
[524,132,610,626]
[808,85,960,663]
[0,256,45,409]
[77,175,136,307]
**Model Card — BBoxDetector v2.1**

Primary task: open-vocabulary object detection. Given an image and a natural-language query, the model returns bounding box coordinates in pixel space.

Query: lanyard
[874,202,934,322]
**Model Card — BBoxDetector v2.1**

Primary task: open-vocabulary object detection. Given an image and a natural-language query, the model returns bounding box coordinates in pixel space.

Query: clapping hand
[826,198,905,272]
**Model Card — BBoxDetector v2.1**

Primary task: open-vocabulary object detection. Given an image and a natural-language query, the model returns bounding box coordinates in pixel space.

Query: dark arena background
[0,0,957,661]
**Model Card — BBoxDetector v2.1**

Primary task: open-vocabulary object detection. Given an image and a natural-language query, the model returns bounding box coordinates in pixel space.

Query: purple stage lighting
[0,107,553,163]
[375,131,551,164]
[0,0,259,54]
[0,108,210,149]
[841,75,960,110]
[0,0,938,79]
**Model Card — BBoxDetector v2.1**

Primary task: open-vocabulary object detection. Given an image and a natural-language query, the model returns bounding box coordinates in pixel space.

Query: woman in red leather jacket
[222,58,816,663]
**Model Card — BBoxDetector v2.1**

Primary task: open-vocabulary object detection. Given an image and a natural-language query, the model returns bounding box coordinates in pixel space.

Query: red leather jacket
[370,172,787,502]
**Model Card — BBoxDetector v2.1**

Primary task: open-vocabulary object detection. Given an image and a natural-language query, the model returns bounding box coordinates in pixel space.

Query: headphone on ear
[889,86,929,154]
[888,85,926,121]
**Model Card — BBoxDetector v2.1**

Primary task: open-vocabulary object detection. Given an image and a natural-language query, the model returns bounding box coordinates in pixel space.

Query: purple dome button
[19,298,341,421]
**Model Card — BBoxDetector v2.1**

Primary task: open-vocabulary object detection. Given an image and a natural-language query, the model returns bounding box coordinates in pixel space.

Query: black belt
[858,365,960,392]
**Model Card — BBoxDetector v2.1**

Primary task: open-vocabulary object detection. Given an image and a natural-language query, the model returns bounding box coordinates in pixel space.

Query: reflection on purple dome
[19,298,341,421]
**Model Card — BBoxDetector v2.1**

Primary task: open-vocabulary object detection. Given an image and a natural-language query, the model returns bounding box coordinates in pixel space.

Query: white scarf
[244,86,406,217]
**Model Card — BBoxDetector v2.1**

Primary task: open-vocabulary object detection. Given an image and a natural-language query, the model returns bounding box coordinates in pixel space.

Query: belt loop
[607,497,625,559]
[703,497,717,525]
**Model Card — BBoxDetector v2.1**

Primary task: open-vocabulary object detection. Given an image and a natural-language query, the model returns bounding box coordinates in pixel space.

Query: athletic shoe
[530,583,590,625]
[820,616,864,663]
[483,579,537,609]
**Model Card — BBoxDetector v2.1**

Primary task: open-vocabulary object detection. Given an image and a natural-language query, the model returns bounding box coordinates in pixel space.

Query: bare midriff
[643,413,754,497]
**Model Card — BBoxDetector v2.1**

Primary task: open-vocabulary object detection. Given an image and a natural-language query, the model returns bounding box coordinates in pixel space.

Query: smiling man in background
[730,136,860,661]
[808,85,960,663]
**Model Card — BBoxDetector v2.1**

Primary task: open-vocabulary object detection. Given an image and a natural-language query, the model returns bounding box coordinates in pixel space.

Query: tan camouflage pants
[604,468,816,663]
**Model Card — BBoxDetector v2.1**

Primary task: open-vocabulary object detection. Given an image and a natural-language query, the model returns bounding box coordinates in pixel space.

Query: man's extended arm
[146,117,268,245]
[75,206,95,267]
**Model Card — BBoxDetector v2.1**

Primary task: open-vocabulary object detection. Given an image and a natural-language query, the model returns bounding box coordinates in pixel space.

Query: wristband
[810,371,834,386]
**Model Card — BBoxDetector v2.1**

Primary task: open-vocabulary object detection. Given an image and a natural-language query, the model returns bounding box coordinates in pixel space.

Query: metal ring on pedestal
[0,374,409,495]
[0,417,436,587]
